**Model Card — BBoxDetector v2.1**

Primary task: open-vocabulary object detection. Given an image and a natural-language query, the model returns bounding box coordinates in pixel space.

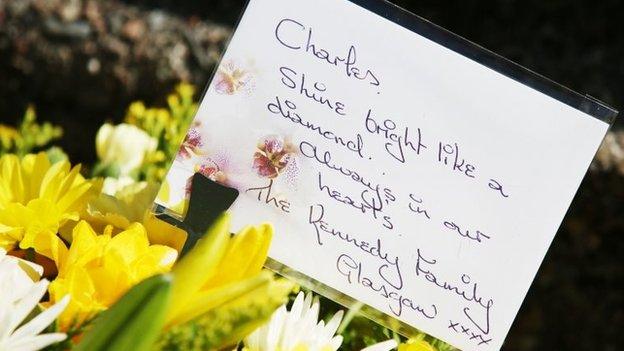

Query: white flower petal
[12,296,70,339]
[0,255,64,351]
[290,292,306,320]
[0,259,36,303]
[8,280,49,333]
[361,339,399,351]
[265,305,286,351]
[243,292,347,351]
[280,293,305,349]
[317,310,344,344]
[329,335,344,350]
[5,333,67,351]
[0,300,14,341]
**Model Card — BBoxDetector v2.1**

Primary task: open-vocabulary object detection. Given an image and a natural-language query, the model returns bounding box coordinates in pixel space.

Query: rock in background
[0,0,230,162]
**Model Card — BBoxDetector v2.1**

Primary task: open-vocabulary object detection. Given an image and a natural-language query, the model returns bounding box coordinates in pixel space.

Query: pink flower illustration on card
[253,135,297,179]
[185,157,228,196]
[196,162,226,183]
[178,127,203,159]
[213,60,255,95]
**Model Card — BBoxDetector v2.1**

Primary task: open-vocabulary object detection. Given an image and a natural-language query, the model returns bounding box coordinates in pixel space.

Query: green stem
[337,301,363,334]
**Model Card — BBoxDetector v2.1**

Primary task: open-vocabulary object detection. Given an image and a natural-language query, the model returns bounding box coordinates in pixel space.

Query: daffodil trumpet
[165,212,282,325]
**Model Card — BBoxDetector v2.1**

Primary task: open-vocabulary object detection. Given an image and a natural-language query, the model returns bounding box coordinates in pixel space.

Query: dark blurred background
[1,1,622,350]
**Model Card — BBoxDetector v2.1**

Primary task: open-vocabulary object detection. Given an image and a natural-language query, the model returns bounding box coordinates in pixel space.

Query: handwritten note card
[157,0,615,349]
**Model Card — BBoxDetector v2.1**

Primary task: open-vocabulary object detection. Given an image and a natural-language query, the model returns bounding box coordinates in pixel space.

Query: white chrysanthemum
[244,292,344,351]
[244,292,398,351]
[361,339,398,351]
[0,249,70,351]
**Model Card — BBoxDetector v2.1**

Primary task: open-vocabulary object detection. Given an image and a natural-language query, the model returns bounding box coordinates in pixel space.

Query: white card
[156,0,616,349]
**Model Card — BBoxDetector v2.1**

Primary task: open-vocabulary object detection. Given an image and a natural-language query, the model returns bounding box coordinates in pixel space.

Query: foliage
[0,106,62,157]
[124,83,199,182]
[74,274,173,351]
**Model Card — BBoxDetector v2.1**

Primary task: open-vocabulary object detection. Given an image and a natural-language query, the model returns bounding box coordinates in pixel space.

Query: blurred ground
[0,0,622,350]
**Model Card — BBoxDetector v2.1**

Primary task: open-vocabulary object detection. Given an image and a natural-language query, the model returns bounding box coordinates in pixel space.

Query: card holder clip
[155,173,239,254]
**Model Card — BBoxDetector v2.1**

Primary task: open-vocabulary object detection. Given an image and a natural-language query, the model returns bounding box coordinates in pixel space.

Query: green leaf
[75,274,172,351]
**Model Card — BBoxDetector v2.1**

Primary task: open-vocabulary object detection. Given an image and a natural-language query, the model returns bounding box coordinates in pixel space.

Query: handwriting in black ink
[488,178,510,198]
[365,109,427,163]
[274,18,380,87]
[245,179,290,213]
[437,141,476,179]
[279,66,347,116]
[442,220,491,244]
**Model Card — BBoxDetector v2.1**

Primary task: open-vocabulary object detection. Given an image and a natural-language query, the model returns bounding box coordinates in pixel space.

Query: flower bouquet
[0,84,455,351]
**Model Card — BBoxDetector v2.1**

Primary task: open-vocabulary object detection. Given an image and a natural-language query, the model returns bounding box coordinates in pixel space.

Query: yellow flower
[85,181,187,252]
[398,339,437,351]
[49,220,178,330]
[174,82,195,101]
[0,153,101,259]
[0,106,62,156]
[0,124,19,149]
[0,199,71,264]
[96,123,157,176]
[165,213,288,327]
[155,213,294,350]
[122,83,198,182]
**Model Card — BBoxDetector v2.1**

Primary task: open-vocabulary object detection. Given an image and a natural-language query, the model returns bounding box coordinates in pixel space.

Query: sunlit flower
[0,153,101,260]
[101,175,136,196]
[253,135,296,179]
[86,181,187,252]
[243,292,344,351]
[0,152,100,210]
[0,199,71,265]
[398,339,437,351]
[48,220,178,330]
[165,213,285,326]
[95,123,157,176]
[0,248,70,351]
[157,214,293,350]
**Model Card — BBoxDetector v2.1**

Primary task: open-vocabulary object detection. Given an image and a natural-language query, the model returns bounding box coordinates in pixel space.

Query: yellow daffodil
[48,220,178,330]
[0,153,101,260]
[165,213,292,327]
[398,339,437,351]
[155,213,294,350]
